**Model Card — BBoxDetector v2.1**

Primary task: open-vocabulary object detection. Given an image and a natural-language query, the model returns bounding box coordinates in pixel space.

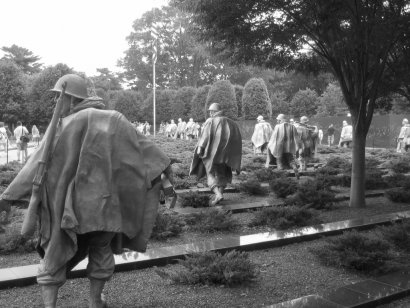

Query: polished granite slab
[1,210,409,289]
[374,271,410,291]
[173,190,386,215]
[270,274,410,308]
[266,295,345,308]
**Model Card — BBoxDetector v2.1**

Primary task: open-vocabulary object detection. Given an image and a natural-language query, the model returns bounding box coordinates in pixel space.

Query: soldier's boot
[41,285,59,308]
[210,187,224,206]
[89,278,107,308]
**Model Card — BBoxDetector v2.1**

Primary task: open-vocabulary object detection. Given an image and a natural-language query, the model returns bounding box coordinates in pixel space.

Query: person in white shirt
[13,121,29,162]
[339,120,353,148]
[0,122,8,151]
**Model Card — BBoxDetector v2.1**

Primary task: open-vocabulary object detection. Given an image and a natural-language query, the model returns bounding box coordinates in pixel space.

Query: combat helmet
[208,103,220,111]
[50,74,88,99]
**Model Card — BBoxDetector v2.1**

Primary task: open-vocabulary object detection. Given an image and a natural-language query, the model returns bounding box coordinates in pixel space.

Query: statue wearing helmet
[295,115,319,171]
[190,101,242,206]
[251,115,273,155]
[266,114,300,176]
[0,74,172,308]
[397,118,410,153]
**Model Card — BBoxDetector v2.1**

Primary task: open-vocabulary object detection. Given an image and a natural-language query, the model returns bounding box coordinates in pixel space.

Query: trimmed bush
[234,84,244,118]
[365,169,388,190]
[185,209,239,233]
[253,168,275,182]
[172,86,197,119]
[0,171,18,186]
[311,230,396,273]
[190,85,211,122]
[237,178,267,195]
[383,173,408,188]
[326,156,351,170]
[285,179,335,209]
[0,227,37,255]
[249,206,321,230]
[385,188,410,203]
[242,78,272,120]
[206,80,238,120]
[155,250,258,286]
[378,220,410,252]
[173,178,195,190]
[389,157,410,174]
[151,209,185,240]
[269,176,298,198]
[179,191,210,208]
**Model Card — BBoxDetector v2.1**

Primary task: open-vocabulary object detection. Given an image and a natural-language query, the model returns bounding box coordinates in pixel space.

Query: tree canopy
[120,6,228,90]
[1,44,42,75]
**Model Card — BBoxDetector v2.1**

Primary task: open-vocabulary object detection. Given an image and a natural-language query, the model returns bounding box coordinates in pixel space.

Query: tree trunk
[349,128,366,208]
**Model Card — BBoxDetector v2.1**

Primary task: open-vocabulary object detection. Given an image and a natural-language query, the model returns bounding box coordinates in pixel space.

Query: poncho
[189,113,242,179]
[251,121,273,149]
[1,103,170,276]
[267,122,299,158]
[296,123,318,156]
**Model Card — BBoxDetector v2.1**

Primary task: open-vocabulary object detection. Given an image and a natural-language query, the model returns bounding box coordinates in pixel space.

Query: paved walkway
[0,143,37,165]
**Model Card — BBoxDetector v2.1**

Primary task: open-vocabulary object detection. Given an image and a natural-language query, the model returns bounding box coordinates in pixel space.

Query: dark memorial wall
[236,114,410,149]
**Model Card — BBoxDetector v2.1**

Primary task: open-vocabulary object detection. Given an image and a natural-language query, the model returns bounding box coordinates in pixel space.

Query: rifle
[21,82,67,236]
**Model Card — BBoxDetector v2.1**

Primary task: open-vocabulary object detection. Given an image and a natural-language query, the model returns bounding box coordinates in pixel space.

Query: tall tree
[271,90,289,117]
[89,68,123,93]
[176,0,410,208]
[316,82,347,116]
[0,59,26,125]
[120,6,227,89]
[28,63,73,125]
[289,88,318,118]
[1,44,42,75]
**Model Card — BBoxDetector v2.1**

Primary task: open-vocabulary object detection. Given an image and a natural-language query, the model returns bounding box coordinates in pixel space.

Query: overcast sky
[0,0,168,76]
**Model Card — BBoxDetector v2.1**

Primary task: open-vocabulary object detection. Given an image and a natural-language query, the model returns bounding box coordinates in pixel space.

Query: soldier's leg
[276,155,284,170]
[287,153,299,179]
[87,231,116,308]
[37,263,67,308]
[16,143,21,162]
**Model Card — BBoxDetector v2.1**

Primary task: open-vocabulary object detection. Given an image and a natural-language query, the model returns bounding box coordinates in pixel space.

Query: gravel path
[0,239,365,308]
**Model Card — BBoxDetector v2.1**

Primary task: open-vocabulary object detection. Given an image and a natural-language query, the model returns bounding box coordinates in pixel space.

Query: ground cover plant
[155,250,258,286]
[269,175,298,198]
[179,191,210,208]
[151,208,185,240]
[249,206,321,230]
[236,178,268,196]
[184,209,239,233]
[311,223,410,274]
[285,178,336,209]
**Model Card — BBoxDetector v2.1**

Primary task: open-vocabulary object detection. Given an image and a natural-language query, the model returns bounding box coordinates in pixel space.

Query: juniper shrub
[179,191,210,208]
[155,250,258,286]
[184,209,239,233]
[249,206,321,230]
[311,230,397,274]
[151,209,185,240]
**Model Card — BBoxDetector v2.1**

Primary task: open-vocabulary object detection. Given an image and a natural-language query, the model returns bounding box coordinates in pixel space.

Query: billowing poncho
[296,123,318,156]
[1,102,170,276]
[251,121,273,150]
[189,112,242,179]
[267,122,299,158]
